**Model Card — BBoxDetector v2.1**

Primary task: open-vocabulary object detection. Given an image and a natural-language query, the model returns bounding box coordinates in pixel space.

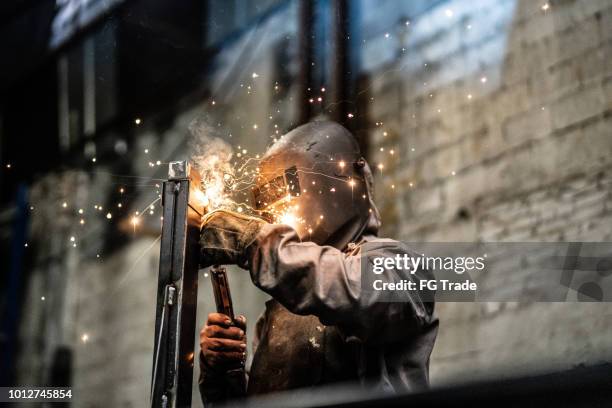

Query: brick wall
[359,0,612,384]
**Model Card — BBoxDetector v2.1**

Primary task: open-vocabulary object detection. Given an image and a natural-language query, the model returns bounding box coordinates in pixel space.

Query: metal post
[297,0,315,125]
[331,0,349,126]
[151,161,204,408]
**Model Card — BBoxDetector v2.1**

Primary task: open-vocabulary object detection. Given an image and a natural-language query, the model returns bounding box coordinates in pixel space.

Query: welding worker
[198,121,438,405]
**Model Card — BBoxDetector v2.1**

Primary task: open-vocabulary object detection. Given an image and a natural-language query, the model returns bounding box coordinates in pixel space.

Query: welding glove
[199,210,267,268]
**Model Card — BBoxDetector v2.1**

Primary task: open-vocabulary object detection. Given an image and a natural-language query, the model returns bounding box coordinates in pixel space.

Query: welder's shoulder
[355,235,419,258]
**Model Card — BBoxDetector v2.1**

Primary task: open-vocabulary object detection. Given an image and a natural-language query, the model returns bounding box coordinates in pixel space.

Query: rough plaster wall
[360,0,612,385]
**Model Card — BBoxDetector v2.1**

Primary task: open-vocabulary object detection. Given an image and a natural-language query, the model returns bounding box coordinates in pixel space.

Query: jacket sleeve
[198,357,247,407]
[246,224,434,343]
[199,312,268,406]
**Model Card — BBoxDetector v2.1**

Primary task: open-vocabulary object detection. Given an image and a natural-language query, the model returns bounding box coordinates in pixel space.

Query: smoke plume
[188,117,235,211]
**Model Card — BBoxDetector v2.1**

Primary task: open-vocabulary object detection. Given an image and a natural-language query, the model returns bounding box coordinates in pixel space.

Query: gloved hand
[199,210,267,268]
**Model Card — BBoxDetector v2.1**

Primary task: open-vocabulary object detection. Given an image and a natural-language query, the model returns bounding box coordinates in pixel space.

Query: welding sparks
[279,212,296,227]
[193,188,209,208]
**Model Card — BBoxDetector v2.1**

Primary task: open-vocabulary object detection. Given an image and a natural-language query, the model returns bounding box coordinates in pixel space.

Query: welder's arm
[199,358,246,406]
[199,210,434,341]
[246,224,434,342]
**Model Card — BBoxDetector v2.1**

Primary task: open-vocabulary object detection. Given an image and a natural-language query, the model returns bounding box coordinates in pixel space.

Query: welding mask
[252,121,375,249]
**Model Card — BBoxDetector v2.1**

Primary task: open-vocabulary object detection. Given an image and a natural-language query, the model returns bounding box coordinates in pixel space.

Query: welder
[197,121,438,405]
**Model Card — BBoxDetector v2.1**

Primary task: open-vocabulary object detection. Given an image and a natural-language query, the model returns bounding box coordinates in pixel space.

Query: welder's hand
[199,210,267,268]
[200,313,247,371]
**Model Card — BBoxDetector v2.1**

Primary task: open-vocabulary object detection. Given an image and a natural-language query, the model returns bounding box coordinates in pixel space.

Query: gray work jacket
[199,223,438,405]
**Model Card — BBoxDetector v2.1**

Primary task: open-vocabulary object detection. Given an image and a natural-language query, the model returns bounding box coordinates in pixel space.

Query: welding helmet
[252,121,377,249]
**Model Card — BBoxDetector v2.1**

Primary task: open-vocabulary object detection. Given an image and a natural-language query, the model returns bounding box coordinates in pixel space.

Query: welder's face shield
[251,121,372,248]
[252,165,302,223]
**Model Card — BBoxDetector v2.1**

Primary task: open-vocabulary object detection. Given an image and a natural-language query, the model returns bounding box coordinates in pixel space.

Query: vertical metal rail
[331,0,350,126]
[297,0,315,125]
[330,0,362,132]
[151,161,204,408]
